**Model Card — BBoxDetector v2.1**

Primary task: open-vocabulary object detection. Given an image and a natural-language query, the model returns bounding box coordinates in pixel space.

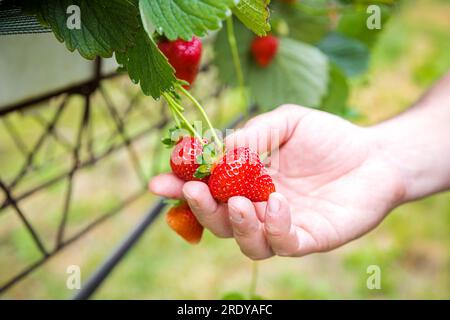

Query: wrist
[368,100,450,202]
[366,124,410,205]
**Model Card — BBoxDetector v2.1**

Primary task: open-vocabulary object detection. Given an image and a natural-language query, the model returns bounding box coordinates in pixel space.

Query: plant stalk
[249,261,259,298]
[163,92,205,144]
[226,16,248,117]
[178,85,223,150]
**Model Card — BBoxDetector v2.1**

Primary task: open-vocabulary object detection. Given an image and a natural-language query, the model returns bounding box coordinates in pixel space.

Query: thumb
[264,192,317,257]
[224,104,311,154]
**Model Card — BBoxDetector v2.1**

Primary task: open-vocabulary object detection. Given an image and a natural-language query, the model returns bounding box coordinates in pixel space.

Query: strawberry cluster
[171,138,276,202]
[166,137,276,244]
[157,36,276,244]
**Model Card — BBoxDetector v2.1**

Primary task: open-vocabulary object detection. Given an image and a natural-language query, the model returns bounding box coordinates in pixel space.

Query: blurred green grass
[1,0,449,299]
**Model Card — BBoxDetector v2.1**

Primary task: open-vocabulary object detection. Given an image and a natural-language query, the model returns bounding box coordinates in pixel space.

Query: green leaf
[222,292,246,300]
[27,0,140,59]
[139,0,236,41]
[116,28,177,99]
[249,38,329,109]
[271,0,330,44]
[232,0,271,36]
[162,125,184,147]
[193,165,212,179]
[196,154,203,165]
[320,64,349,115]
[214,22,329,110]
[214,18,254,86]
[318,32,369,76]
[337,4,392,48]
[161,137,174,147]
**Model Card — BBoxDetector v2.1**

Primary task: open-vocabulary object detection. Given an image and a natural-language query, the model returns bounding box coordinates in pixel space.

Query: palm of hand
[269,112,403,252]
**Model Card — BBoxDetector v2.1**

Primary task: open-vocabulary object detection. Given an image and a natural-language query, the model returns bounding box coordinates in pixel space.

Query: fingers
[264,193,299,256]
[148,173,185,199]
[264,193,316,257]
[182,181,233,238]
[150,175,233,238]
[225,104,311,154]
[228,197,274,260]
[150,173,316,257]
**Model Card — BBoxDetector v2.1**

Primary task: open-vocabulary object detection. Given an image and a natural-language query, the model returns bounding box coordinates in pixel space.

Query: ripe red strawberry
[250,35,279,67]
[208,147,276,202]
[170,136,208,182]
[158,37,202,88]
[166,201,203,244]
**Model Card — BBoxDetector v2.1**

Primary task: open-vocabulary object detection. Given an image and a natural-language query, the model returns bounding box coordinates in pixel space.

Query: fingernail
[184,193,199,209]
[228,204,244,224]
[268,195,280,215]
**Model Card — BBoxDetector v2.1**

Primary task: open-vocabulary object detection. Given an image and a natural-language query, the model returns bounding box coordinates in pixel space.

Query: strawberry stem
[163,92,205,144]
[249,261,259,298]
[173,109,204,143]
[177,85,223,150]
[226,16,248,117]
[169,106,182,128]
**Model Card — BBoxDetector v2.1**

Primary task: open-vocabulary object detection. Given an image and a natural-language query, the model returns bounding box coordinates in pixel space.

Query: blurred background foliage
[1,0,449,299]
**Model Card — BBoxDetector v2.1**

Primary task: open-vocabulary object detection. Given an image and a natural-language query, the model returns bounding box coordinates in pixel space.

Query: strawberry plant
[9,0,396,112]
[9,0,396,248]
[5,0,397,297]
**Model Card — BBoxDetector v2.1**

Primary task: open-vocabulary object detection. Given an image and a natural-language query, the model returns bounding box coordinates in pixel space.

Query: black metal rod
[0,189,147,294]
[0,73,118,117]
[73,199,166,300]
[0,180,49,256]
[0,118,168,212]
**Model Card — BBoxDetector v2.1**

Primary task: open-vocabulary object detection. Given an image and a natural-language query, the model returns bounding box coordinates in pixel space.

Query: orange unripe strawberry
[166,202,203,244]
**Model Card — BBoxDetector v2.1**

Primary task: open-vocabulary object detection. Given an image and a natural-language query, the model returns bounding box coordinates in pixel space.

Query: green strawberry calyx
[193,142,221,179]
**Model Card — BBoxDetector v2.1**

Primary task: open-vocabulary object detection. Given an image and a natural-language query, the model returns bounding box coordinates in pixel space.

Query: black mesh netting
[0,1,50,35]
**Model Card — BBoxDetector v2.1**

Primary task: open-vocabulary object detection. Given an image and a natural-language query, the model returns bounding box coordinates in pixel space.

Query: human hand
[149,104,406,259]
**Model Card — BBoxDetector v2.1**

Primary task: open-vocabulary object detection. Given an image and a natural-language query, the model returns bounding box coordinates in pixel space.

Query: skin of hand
[150,71,450,260]
[149,104,406,259]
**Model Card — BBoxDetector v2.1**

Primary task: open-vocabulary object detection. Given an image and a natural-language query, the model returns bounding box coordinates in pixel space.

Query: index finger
[183,181,233,238]
[224,104,310,154]
[148,173,185,199]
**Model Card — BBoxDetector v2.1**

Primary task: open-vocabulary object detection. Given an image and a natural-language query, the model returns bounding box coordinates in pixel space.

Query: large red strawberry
[170,136,208,182]
[250,35,279,67]
[166,201,203,244]
[158,37,202,88]
[208,147,276,202]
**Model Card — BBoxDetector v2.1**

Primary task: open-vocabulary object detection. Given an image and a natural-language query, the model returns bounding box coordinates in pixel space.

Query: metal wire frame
[72,110,254,300]
[0,51,251,297]
[0,1,51,35]
[0,58,175,294]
